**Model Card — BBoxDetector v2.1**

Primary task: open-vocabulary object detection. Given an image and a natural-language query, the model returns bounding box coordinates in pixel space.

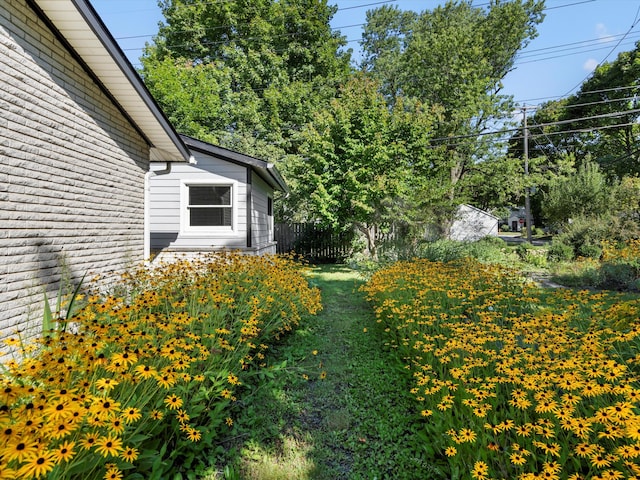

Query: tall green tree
[285,75,438,257]
[525,42,640,179]
[140,0,352,160]
[543,160,611,226]
[361,0,545,232]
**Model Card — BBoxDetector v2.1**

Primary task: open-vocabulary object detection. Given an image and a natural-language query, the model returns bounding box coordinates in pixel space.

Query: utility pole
[523,106,533,243]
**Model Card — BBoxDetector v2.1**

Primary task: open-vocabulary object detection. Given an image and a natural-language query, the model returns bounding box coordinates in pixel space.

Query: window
[267,197,273,217]
[187,185,232,227]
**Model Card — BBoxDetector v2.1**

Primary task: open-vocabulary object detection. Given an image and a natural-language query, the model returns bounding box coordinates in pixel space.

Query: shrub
[547,240,573,262]
[577,242,602,259]
[417,239,470,263]
[532,226,545,237]
[598,239,640,291]
[515,241,533,260]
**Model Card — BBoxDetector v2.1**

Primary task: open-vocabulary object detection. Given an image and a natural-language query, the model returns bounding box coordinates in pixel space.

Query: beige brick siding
[1,0,150,342]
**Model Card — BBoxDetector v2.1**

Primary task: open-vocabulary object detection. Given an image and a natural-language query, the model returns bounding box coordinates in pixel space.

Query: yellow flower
[471,460,489,480]
[134,364,157,380]
[458,428,477,443]
[150,410,164,421]
[510,451,527,465]
[186,427,202,442]
[52,440,76,463]
[226,417,234,427]
[17,450,57,479]
[104,465,123,480]
[94,435,123,458]
[81,432,99,450]
[444,446,457,457]
[95,378,119,392]
[120,446,139,462]
[122,407,142,424]
[164,394,183,410]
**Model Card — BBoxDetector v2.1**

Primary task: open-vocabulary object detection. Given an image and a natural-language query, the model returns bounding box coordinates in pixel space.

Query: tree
[525,42,640,179]
[361,0,545,233]
[285,75,437,258]
[543,160,612,227]
[140,0,352,160]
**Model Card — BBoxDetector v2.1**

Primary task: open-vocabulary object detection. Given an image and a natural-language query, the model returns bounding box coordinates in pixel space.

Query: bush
[515,241,533,260]
[532,226,545,237]
[417,239,470,262]
[577,242,602,259]
[598,239,640,291]
[547,240,574,262]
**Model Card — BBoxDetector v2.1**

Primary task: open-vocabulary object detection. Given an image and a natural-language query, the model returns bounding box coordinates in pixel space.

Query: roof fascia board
[181,135,288,192]
[28,0,191,162]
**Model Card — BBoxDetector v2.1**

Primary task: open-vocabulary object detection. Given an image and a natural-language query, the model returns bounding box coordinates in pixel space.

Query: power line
[561,3,640,97]
[428,108,640,146]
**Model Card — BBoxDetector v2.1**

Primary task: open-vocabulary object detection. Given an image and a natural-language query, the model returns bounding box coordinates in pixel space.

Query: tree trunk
[355,222,378,260]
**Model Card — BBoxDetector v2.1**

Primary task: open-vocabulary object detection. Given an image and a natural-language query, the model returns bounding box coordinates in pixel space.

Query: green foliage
[287,75,437,253]
[1,254,321,479]
[363,258,640,479]
[415,237,509,264]
[42,272,86,335]
[554,215,610,260]
[525,42,640,179]
[599,262,640,291]
[361,0,544,225]
[543,160,612,227]
[141,0,352,161]
[546,239,574,262]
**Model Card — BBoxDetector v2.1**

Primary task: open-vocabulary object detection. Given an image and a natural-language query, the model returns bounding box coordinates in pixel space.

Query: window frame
[180,180,237,235]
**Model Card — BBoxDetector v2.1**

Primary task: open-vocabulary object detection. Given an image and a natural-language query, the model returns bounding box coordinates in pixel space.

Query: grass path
[221,265,436,479]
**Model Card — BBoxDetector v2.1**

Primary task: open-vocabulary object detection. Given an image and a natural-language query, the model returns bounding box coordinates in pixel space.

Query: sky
[89,0,640,107]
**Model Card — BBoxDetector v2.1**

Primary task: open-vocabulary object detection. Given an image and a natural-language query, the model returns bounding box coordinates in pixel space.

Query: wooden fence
[274,223,354,262]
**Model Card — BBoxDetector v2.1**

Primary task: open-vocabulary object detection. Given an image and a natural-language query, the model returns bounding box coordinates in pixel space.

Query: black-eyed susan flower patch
[0,253,321,479]
[362,257,640,480]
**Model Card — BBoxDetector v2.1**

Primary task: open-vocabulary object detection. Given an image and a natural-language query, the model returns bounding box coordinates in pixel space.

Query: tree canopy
[360,0,545,232]
[138,0,640,249]
[140,0,352,160]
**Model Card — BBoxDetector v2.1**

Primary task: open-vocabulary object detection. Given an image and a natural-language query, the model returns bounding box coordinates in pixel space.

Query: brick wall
[0,0,150,342]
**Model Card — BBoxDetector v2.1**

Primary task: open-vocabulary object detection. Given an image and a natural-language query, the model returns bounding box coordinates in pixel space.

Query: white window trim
[180,180,238,236]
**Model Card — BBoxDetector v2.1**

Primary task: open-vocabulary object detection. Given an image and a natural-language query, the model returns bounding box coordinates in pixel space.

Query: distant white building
[507,207,534,232]
[450,204,499,241]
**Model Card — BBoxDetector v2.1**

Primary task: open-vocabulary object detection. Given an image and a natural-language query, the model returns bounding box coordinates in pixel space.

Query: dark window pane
[189,186,231,206]
[190,207,232,226]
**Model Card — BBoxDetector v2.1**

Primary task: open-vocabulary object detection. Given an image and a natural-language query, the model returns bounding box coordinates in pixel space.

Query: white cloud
[595,23,615,43]
[583,58,599,72]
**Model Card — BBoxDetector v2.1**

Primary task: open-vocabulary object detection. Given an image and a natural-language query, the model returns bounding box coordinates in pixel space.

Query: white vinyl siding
[251,173,276,249]
[149,154,247,251]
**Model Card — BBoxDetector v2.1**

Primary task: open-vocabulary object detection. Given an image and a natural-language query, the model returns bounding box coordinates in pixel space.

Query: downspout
[246,167,252,249]
[144,159,195,262]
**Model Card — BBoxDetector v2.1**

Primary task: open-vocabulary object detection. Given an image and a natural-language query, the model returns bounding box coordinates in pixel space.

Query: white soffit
[32,0,190,162]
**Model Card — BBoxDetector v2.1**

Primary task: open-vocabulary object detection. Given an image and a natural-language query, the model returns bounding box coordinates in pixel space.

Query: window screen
[187,185,232,227]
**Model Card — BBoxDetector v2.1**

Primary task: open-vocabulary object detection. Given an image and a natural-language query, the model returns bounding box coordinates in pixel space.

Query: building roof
[181,135,289,193]
[30,0,191,162]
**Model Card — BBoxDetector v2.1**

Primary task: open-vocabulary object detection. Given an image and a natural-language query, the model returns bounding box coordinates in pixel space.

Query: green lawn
[213,265,433,479]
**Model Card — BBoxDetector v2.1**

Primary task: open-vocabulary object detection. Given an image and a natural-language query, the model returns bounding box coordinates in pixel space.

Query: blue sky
[90,0,640,107]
